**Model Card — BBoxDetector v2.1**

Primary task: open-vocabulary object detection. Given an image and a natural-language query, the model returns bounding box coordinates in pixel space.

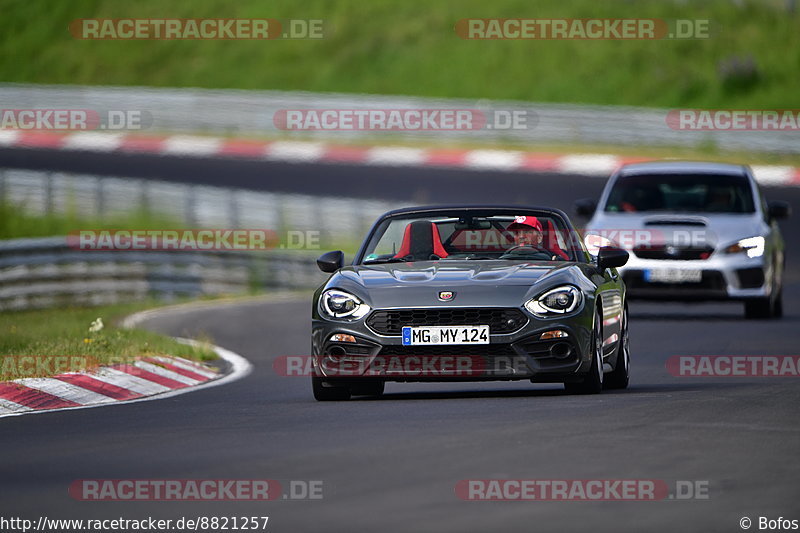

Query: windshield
[359,211,581,264]
[604,173,755,214]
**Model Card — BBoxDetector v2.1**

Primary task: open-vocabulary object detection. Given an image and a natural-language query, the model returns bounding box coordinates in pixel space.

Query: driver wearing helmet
[500,215,559,260]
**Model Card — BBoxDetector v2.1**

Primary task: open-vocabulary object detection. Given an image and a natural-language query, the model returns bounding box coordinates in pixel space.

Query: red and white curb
[0,342,252,419]
[1,130,799,187]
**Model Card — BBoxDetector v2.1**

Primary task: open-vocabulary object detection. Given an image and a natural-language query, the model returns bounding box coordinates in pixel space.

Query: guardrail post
[139,179,150,214]
[228,189,240,228]
[44,172,54,215]
[185,185,197,226]
[96,176,105,218]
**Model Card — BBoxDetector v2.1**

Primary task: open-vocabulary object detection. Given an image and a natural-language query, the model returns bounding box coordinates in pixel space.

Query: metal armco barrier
[1,83,797,153]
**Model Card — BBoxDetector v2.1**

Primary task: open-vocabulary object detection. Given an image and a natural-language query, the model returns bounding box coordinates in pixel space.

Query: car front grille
[373,344,522,378]
[366,308,528,336]
[377,344,517,357]
[632,245,714,261]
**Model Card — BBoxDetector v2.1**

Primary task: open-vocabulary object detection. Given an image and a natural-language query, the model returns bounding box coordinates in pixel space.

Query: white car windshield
[604,173,756,214]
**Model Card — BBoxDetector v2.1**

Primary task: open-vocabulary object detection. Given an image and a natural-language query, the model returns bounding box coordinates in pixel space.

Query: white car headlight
[723,236,765,258]
[525,285,583,317]
[319,289,371,319]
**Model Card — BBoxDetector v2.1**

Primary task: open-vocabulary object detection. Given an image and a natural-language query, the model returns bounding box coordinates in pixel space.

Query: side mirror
[597,246,629,270]
[574,198,597,218]
[768,201,791,221]
[317,251,344,273]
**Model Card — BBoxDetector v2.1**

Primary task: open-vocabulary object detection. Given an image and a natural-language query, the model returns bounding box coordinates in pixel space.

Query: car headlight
[525,285,583,317]
[723,236,765,258]
[319,289,371,319]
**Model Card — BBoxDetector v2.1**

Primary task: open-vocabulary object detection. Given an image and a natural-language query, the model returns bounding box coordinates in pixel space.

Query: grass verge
[0,0,797,108]
[0,300,217,381]
[0,202,183,240]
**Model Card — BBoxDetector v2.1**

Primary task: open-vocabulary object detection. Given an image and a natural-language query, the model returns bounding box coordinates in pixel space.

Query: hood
[327,260,579,308]
[587,212,767,250]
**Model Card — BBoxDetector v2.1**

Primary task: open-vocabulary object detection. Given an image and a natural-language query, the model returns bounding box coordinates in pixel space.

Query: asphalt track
[1,148,800,532]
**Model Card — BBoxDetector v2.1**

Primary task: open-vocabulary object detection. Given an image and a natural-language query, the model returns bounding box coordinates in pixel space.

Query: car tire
[745,269,782,320]
[312,377,351,401]
[773,289,783,318]
[350,380,385,397]
[604,307,630,390]
[564,309,604,394]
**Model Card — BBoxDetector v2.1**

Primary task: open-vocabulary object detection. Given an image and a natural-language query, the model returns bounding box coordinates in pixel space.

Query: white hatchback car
[576,161,790,319]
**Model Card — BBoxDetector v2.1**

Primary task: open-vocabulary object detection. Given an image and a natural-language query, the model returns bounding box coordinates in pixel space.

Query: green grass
[0,301,217,380]
[0,200,355,252]
[0,0,797,108]
[0,201,182,240]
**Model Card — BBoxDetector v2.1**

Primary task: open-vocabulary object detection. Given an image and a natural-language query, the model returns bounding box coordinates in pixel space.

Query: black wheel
[745,298,772,319]
[565,309,604,394]
[774,289,783,318]
[744,268,782,320]
[604,307,630,390]
[312,377,351,401]
[350,380,385,397]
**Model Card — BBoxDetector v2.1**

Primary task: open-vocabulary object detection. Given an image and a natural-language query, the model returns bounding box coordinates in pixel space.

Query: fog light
[330,333,357,343]
[540,330,569,340]
[549,342,573,359]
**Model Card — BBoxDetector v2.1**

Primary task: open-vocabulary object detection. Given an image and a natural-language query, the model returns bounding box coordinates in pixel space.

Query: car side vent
[644,218,707,227]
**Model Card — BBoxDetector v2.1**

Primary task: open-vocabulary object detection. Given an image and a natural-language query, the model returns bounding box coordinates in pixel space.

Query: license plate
[401,325,489,345]
[644,268,703,283]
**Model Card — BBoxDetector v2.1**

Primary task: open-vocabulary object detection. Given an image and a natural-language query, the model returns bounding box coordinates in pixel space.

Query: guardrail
[0,168,403,311]
[0,168,400,245]
[1,83,797,153]
[0,237,326,311]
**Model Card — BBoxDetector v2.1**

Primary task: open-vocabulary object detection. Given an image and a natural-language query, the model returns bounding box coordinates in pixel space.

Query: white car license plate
[401,325,489,345]
[644,268,703,283]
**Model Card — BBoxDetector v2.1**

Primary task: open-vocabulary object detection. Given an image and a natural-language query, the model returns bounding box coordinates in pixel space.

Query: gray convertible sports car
[311,206,630,400]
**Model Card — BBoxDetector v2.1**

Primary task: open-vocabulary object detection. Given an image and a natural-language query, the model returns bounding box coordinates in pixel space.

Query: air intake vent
[644,219,707,227]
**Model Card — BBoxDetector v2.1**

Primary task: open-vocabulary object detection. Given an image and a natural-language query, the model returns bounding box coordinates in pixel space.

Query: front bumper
[311,306,596,383]
[619,252,771,301]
